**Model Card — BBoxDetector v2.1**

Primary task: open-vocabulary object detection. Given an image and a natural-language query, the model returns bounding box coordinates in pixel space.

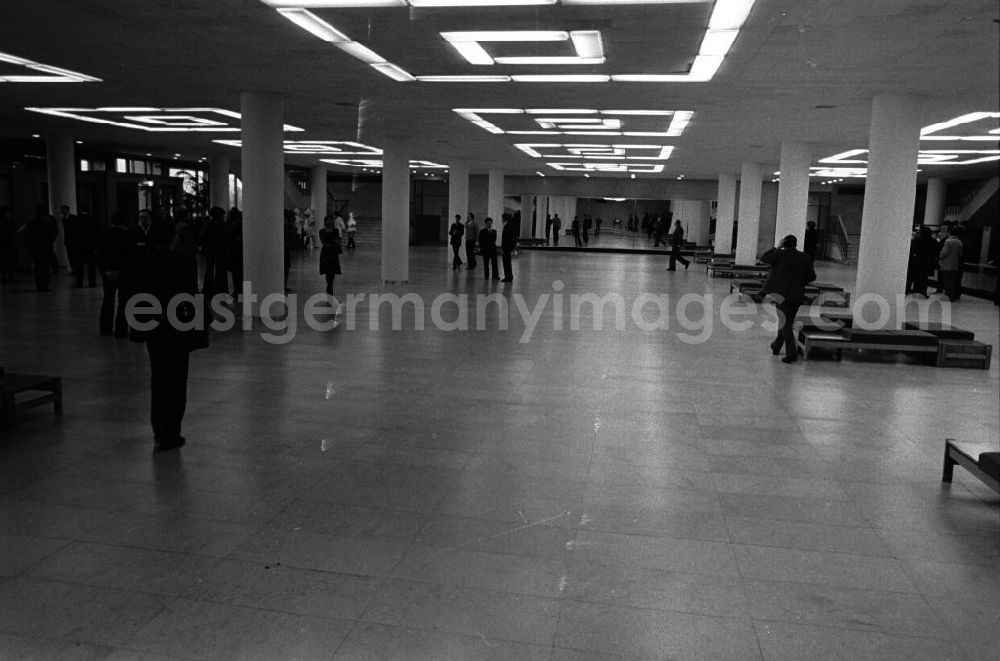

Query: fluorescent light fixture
[335,41,387,64]
[562,0,703,4]
[263,1,406,6]
[446,40,494,65]
[511,74,610,82]
[97,107,159,112]
[603,198,626,202]
[276,8,350,42]
[371,62,415,81]
[416,75,510,82]
[708,0,757,30]
[412,0,556,5]
[666,110,693,135]
[688,55,723,80]
[454,108,523,114]
[699,29,738,56]
[25,107,303,132]
[566,131,622,136]
[921,112,1000,140]
[604,110,673,115]
[443,31,568,42]
[819,149,868,164]
[917,150,1000,165]
[570,30,604,59]
[509,131,562,135]
[526,109,597,114]
[611,74,692,82]
[0,50,100,83]
[496,56,605,65]
[536,171,546,177]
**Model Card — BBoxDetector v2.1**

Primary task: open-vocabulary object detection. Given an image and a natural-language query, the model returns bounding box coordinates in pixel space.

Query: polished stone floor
[0,246,997,660]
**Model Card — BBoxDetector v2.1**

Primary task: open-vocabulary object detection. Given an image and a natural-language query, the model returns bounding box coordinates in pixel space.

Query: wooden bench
[943,439,999,494]
[936,339,993,369]
[799,329,940,362]
[0,369,63,427]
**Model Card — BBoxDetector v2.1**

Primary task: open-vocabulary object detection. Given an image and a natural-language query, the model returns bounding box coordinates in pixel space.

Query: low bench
[0,368,63,427]
[799,329,939,362]
[943,439,999,494]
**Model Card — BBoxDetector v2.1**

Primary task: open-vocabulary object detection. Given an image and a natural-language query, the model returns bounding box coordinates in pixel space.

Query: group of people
[907,221,965,301]
[449,212,517,282]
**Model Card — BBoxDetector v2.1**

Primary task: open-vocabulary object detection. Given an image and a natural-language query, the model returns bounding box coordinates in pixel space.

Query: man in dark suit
[667,219,690,270]
[96,212,135,337]
[479,217,499,281]
[25,205,58,291]
[761,234,817,364]
[63,204,100,287]
[500,214,516,282]
[128,222,202,451]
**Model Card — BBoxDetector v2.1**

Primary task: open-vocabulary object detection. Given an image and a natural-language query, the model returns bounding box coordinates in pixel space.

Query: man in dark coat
[761,234,817,364]
[63,204,100,287]
[201,206,229,294]
[96,212,135,337]
[25,205,58,291]
[479,217,499,281]
[667,219,690,270]
[448,214,465,270]
[500,214,516,282]
[128,222,201,451]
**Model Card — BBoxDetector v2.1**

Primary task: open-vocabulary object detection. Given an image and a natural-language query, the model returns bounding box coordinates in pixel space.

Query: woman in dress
[319,214,342,295]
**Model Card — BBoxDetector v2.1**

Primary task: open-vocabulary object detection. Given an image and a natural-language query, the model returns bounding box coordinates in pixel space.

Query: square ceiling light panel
[259,0,757,83]
[319,158,447,168]
[24,107,304,132]
[515,143,674,160]
[213,139,382,155]
[454,109,693,136]
[0,51,101,82]
[814,112,1000,174]
[548,162,665,173]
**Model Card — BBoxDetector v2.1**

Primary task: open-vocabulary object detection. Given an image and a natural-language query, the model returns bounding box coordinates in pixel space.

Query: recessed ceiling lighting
[75,140,83,144]
[0,50,101,83]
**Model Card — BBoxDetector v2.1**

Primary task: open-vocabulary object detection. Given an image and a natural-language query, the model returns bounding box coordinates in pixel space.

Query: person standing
[479,217,499,281]
[127,222,202,452]
[907,226,939,297]
[803,220,818,260]
[668,219,690,271]
[545,213,552,244]
[25,205,58,291]
[201,206,228,294]
[318,215,342,296]
[571,216,582,247]
[595,216,602,237]
[346,213,357,251]
[448,214,465,270]
[465,214,479,272]
[582,215,592,246]
[0,206,17,284]
[938,224,964,301]
[760,235,817,364]
[63,205,99,287]
[96,212,135,337]
[226,208,243,300]
[551,214,562,246]
[501,214,516,282]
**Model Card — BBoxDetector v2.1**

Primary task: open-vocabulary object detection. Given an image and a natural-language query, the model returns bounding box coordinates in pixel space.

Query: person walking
[201,206,228,294]
[571,216,582,247]
[127,222,204,452]
[479,217,499,280]
[346,213,357,251]
[760,235,817,364]
[501,214,516,282]
[25,205,58,291]
[465,214,479,272]
[448,214,464,270]
[667,219,690,271]
[318,214,343,295]
[803,220,818,260]
[96,212,135,337]
[938,224,964,301]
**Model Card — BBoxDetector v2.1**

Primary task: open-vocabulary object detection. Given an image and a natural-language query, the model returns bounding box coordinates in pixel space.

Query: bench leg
[53,378,63,416]
[942,440,956,483]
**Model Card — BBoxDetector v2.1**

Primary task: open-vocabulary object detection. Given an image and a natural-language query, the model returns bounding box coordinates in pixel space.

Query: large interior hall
[1,1,998,660]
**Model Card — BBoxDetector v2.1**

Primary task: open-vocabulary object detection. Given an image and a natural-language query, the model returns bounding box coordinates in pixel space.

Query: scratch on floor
[450,511,571,550]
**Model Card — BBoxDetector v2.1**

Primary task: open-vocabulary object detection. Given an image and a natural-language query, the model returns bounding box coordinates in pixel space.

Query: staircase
[347,216,382,249]
[845,234,861,264]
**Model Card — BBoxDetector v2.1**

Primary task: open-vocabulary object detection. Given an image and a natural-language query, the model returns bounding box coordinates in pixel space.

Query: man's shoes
[154,436,186,452]
[769,340,782,356]
[780,355,798,364]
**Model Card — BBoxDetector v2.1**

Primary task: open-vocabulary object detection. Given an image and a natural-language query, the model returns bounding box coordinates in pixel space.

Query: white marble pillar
[854,94,923,326]
[923,178,946,227]
[209,154,230,210]
[46,132,76,268]
[519,195,534,239]
[240,92,285,316]
[715,173,737,255]
[735,162,762,264]
[487,169,504,245]
[381,137,410,283]
[447,161,469,264]
[310,166,327,246]
[774,140,812,247]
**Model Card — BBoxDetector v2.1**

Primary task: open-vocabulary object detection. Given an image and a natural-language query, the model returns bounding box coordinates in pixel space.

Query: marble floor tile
[1,249,997,658]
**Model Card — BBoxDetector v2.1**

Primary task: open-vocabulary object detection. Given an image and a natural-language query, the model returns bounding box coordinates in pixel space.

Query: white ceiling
[0,0,997,180]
